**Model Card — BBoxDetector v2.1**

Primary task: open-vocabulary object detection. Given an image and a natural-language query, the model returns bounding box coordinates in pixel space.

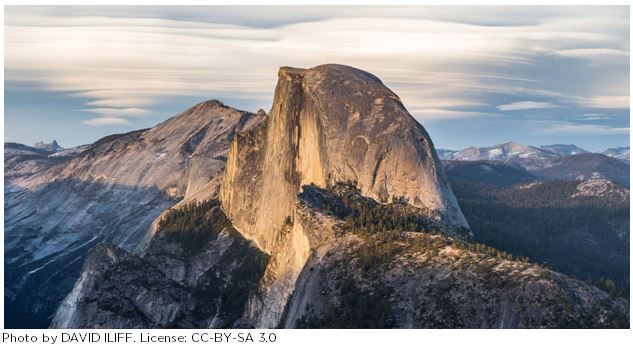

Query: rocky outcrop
[220,64,469,328]
[50,200,268,329]
[284,230,630,328]
[572,179,629,200]
[33,140,64,153]
[280,185,629,328]
[5,100,264,328]
[50,231,267,328]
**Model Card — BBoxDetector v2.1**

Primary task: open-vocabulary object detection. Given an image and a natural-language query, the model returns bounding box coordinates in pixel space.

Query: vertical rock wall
[220,64,470,327]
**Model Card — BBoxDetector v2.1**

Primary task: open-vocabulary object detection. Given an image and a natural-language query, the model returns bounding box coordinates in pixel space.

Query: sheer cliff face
[220,64,470,327]
[5,100,264,328]
[221,64,468,249]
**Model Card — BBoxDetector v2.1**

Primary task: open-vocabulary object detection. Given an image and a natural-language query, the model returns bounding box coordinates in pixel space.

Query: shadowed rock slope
[5,100,264,328]
[50,200,268,328]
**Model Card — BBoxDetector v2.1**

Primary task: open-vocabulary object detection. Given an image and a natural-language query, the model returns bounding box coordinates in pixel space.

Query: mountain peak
[220,64,470,327]
[223,64,469,244]
[190,99,227,111]
[33,140,63,153]
[279,64,384,84]
[276,64,397,112]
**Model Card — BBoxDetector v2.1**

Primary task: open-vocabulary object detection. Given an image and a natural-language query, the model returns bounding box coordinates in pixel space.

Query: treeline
[316,183,530,266]
[317,182,441,235]
[452,180,629,295]
[157,199,228,254]
[296,182,589,328]
[296,227,540,328]
[456,180,628,210]
[296,278,394,329]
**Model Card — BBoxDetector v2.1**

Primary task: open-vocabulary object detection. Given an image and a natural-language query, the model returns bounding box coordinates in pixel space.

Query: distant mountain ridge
[438,142,629,186]
[531,153,629,187]
[450,142,558,162]
[439,143,628,162]
[602,146,630,161]
[442,160,537,186]
[540,144,588,156]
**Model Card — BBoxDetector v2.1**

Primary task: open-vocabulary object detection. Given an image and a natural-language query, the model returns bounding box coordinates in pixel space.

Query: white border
[1,1,631,346]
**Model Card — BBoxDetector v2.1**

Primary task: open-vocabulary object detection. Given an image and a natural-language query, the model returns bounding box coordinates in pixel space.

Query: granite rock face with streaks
[5,101,264,327]
[220,64,469,327]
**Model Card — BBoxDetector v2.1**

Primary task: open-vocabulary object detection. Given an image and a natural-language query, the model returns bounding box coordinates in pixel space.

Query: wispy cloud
[548,48,629,59]
[537,123,629,135]
[497,101,560,111]
[3,5,630,132]
[82,117,132,126]
[579,95,630,109]
[80,107,150,117]
[577,113,612,121]
[410,108,502,120]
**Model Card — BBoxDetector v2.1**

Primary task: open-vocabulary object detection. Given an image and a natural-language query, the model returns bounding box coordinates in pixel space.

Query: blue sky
[4,6,630,151]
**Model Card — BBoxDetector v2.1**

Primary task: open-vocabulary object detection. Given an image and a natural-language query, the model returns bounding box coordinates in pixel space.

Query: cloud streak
[537,123,629,135]
[577,113,612,121]
[580,95,630,109]
[80,107,151,117]
[3,5,629,136]
[497,101,560,111]
[82,117,132,126]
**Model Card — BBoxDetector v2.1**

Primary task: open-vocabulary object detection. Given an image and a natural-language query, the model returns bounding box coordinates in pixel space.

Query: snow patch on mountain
[49,145,90,158]
[450,142,557,162]
[540,144,588,157]
[602,147,629,161]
